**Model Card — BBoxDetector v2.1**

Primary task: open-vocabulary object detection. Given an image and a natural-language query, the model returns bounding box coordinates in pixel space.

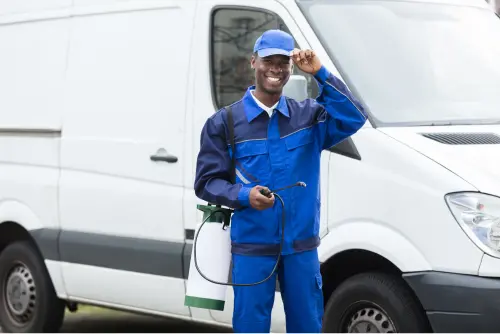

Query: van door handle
[150,154,177,163]
[150,148,178,163]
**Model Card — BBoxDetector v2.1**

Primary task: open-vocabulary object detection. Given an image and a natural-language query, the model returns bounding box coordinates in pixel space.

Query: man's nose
[269,65,282,73]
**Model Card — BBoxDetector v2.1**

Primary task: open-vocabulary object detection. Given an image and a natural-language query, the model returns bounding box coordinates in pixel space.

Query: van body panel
[380,125,500,196]
[326,128,483,274]
[57,0,196,317]
[0,134,65,295]
[0,18,68,130]
[0,10,68,301]
[479,253,500,277]
[60,263,189,316]
[0,0,71,16]
[318,222,432,273]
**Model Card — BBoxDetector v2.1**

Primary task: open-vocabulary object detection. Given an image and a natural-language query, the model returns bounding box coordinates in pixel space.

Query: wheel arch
[0,221,42,258]
[0,199,60,262]
[320,248,403,305]
[0,217,65,300]
[320,249,432,332]
[0,221,64,297]
[0,200,44,232]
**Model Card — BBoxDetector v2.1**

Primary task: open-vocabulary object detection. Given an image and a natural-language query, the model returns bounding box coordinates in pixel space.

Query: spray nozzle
[260,181,306,198]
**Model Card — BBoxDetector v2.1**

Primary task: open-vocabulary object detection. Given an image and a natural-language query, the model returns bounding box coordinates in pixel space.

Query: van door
[186,0,330,330]
[58,0,196,316]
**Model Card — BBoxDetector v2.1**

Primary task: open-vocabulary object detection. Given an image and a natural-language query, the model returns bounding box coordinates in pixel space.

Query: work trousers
[231,248,324,333]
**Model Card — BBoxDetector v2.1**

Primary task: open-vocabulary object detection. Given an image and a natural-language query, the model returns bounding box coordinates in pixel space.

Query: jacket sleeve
[313,65,368,150]
[194,111,251,209]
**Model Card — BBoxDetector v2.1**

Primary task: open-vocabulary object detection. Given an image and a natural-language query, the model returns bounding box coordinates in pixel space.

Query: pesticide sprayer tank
[184,204,232,311]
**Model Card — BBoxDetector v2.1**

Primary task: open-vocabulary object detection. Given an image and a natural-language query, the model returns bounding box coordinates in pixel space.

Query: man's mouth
[266,76,281,84]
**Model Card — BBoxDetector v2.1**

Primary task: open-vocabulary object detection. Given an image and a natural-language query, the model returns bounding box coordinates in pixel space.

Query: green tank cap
[197,203,233,226]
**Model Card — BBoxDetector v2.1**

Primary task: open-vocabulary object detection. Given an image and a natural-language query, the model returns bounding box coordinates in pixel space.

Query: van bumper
[404,271,500,333]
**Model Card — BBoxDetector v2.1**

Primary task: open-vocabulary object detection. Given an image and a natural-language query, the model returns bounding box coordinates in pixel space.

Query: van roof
[0,0,491,22]
[289,0,489,9]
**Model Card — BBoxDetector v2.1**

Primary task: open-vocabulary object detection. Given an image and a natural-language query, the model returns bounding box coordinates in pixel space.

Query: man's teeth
[268,77,280,82]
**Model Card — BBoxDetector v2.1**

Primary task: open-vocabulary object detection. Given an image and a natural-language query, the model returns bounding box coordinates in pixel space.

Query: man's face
[251,54,292,95]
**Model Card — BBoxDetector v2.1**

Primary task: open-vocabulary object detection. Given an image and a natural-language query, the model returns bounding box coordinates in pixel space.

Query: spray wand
[193,181,306,287]
[259,181,307,198]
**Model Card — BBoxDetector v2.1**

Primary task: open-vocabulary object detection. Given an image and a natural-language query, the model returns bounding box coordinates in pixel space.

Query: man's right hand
[249,185,275,210]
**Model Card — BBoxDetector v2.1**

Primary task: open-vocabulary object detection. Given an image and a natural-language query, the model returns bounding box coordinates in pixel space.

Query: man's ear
[250,54,257,69]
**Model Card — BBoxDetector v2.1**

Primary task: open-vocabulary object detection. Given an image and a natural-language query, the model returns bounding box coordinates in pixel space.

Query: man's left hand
[291,48,322,75]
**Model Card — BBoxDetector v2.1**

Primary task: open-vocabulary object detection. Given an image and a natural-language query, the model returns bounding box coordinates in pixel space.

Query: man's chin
[263,85,284,95]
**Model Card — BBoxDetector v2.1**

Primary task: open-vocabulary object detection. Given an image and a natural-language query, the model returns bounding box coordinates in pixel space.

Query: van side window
[210,8,318,110]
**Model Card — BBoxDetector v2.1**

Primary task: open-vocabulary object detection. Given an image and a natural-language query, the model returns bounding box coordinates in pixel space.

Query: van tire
[0,241,65,333]
[322,272,429,333]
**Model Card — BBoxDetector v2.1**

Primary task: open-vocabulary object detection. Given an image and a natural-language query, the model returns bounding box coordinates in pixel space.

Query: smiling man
[194,29,367,333]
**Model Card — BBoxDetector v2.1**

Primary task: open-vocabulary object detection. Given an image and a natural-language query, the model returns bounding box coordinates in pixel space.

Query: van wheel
[0,241,65,332]
[322,272,429,333]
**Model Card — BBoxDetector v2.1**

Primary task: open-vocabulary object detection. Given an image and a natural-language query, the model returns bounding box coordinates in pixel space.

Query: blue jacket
[194,66,367,255]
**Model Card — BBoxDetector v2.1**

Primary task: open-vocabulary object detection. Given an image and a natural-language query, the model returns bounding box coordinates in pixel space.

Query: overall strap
[226,105,236,184]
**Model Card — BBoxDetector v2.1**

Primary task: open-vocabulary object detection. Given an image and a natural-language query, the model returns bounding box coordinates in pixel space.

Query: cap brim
[257,48,291,58]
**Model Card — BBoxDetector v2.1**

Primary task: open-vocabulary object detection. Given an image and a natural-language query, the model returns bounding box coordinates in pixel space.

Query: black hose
[193,192,285,287]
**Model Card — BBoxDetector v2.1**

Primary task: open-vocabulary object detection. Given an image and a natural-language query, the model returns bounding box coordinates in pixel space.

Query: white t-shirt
[250,90,279,118]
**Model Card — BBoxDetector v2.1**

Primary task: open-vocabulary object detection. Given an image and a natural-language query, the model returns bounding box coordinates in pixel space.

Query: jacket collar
[242,86,290,123]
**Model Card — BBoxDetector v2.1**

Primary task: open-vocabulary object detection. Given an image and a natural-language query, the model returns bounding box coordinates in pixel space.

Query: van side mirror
[283,75,308,102]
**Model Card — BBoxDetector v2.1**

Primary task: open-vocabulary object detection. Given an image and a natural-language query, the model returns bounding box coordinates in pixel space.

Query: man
[194,29,367,333]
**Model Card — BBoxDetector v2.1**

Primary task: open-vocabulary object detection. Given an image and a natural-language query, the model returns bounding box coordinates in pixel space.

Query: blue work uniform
[194,65,367,332]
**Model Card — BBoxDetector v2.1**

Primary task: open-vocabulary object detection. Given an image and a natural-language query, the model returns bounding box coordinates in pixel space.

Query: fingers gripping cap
[253,29,294,58]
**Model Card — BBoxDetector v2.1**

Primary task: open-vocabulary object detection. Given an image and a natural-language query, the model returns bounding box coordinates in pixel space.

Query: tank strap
[226,105,236,185]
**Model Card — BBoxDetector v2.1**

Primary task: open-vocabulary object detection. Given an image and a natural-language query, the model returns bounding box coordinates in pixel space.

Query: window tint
[211,8,318,110]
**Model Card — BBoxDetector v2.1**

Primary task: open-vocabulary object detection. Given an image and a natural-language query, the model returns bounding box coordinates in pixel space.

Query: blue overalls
[194,65,367,333]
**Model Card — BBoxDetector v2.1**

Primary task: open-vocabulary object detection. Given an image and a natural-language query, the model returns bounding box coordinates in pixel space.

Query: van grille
[420,133,500,145]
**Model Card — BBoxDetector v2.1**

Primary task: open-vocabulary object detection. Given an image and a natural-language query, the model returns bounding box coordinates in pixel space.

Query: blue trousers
[231,248,324,333]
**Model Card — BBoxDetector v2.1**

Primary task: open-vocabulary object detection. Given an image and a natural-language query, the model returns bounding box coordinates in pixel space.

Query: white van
[1,0,500,332]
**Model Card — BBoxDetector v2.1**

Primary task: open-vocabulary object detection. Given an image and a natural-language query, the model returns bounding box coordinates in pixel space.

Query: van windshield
[298,0,500,126]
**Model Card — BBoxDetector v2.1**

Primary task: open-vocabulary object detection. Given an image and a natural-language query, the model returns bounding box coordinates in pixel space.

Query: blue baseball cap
[253,29,295,58]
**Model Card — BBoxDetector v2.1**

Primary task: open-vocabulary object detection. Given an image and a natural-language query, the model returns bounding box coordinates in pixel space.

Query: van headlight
[446,192,500,257]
